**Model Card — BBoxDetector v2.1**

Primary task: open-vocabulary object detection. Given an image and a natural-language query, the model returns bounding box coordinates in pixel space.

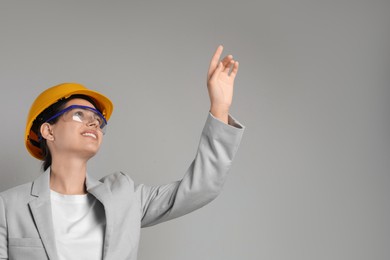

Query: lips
[81,131,97,139]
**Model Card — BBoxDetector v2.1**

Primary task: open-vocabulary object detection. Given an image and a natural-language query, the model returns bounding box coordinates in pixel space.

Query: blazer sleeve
[0,195,8,259]
[139,112,245,227]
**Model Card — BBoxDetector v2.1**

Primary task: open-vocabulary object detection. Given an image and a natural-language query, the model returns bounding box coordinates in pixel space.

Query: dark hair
[30,94,99,171]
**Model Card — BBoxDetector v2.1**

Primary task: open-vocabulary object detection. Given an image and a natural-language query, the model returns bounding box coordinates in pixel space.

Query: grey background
[1,0,389,259]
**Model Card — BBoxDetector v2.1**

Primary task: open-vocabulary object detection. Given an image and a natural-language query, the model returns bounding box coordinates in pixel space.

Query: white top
[50,190,106,260]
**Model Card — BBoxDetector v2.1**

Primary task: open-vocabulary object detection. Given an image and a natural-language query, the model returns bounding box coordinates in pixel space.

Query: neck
[49,157,88,195]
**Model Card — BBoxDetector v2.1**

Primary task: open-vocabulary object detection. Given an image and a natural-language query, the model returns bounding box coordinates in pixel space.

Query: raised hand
[207,45,239,124]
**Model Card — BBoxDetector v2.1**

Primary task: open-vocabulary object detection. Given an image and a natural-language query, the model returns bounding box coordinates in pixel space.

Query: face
[42,98,104,160]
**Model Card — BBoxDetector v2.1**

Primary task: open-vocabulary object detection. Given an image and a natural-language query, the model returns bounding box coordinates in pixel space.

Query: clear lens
[66,108,107,133]
[45,105,108,134]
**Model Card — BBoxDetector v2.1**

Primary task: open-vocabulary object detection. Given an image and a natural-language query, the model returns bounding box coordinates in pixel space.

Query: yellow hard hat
[25,82,114,160]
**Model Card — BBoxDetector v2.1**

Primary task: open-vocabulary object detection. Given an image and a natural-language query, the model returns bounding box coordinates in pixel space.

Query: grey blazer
[0,113,244,260]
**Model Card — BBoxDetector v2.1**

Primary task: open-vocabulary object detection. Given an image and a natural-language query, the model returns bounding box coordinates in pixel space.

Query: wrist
[210,106,229,124]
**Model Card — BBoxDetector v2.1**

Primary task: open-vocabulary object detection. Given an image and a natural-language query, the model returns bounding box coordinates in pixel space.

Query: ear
[40,123,55,141]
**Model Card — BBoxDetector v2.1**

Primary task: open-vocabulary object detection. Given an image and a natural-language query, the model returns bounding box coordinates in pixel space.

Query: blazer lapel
[28,170,59,260]
[86,174,114,260]
[27,171,113,260]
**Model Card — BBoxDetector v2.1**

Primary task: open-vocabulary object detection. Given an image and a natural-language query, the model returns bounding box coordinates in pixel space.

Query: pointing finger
[208,45,224,80]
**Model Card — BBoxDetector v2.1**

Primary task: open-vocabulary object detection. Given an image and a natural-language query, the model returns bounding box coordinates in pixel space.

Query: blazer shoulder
[98,171,135,189]
[0,181,34,203]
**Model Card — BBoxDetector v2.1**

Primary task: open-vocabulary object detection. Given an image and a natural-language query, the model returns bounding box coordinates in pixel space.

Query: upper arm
[139,113,245,227]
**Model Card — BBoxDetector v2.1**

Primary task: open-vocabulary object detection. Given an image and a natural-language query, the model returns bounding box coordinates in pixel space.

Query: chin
[80,148,100,160]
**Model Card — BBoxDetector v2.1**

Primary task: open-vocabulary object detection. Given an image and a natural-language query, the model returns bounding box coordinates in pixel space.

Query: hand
[207,45,239,123]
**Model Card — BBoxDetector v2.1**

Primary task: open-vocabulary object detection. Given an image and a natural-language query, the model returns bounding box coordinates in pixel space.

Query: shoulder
[99,171,133,183]
[0,182,34,204]
[97,171,136,191]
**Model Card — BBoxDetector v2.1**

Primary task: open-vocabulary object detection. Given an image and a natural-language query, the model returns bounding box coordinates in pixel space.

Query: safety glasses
[44,105,108,134]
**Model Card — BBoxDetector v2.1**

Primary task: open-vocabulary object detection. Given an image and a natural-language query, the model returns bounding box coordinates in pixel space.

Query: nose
[87,116,100,128]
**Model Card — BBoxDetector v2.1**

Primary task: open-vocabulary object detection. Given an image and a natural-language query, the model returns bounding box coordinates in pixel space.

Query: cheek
[52,123,77,141]
[97,133,104,145]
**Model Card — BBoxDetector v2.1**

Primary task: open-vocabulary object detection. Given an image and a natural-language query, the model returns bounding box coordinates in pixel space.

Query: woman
[0,45,244,260]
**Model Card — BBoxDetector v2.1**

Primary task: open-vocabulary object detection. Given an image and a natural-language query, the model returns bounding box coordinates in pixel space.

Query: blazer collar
[30,168,51,198]
[29,169,57,260]
[29,168,114,260]
[30,168,103,197]
[85,174,114,259]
